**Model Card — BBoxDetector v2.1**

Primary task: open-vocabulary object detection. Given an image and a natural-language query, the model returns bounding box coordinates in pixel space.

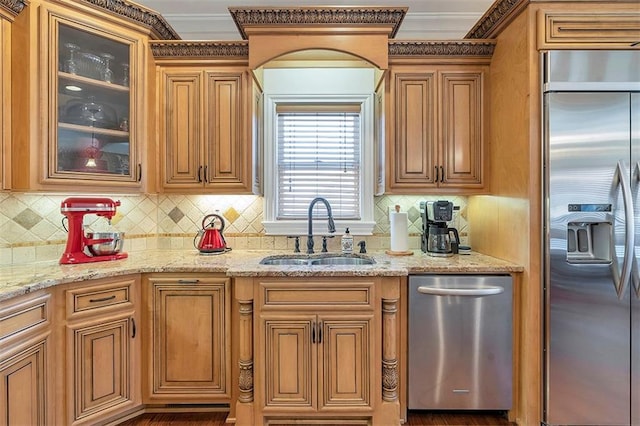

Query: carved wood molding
[150,41,249,59]
[228,6,408,40]
[77,0,180,40]
[388,40,496,57]
[0,0,27,17]
[465,0,529,39]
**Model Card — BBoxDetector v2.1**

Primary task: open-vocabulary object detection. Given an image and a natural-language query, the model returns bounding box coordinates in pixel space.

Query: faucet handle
[358,240,367,253]
[287,236,301,253]
[321,235,335,253]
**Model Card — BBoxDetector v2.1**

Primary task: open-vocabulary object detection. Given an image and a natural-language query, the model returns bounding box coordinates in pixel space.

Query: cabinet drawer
[258,280,375,310]
[66,277,136,318]
[0,292,50,343]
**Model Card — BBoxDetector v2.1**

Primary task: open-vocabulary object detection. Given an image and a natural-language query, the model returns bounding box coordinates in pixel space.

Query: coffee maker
[421,200,460,257]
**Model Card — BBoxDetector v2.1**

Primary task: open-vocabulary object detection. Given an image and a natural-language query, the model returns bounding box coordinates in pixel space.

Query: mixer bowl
[86,232,124,256]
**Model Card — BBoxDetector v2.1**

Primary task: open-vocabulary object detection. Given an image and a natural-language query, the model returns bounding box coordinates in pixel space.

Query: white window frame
[263,94,376,236]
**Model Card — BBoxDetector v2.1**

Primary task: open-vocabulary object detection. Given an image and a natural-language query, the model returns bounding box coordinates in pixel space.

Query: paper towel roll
[389,211,408,252]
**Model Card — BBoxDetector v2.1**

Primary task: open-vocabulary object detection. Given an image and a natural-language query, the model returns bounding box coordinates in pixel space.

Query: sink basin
[259,254,375,266]
[259,257,310,266]
[309,256,375,266]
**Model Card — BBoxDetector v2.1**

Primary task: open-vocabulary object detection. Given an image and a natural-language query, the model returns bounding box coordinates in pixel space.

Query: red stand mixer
[60,197,128,264]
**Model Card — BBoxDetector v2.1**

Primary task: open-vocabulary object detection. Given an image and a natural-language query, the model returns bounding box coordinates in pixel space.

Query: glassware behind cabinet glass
[100,53,114,83]
[64,42,79,74]
[121,63,129,87]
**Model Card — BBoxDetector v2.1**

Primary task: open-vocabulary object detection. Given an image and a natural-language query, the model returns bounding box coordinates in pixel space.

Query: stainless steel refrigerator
[543,50,640,426]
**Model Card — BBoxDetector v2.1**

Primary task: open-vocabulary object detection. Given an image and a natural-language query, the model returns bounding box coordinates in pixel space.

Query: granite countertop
[0,249,523,302]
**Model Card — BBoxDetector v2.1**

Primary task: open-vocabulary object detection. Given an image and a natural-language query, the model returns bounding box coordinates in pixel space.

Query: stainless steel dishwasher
[408,274,513,410]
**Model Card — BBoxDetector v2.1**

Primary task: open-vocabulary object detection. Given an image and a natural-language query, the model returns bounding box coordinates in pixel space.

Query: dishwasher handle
[416,285,504,297]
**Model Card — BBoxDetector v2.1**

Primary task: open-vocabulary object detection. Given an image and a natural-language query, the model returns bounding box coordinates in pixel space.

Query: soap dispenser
[341,228,353,254]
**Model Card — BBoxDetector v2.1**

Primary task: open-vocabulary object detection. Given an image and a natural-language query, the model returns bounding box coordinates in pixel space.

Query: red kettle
[194,214,229,254]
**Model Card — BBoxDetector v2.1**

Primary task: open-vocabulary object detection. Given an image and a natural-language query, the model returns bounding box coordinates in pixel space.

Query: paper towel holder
[386,205,414,256]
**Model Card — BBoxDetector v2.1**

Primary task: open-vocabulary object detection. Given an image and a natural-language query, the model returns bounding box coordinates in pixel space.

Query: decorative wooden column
[234,278,254,425]
[382,297,399,402]
[238,300,253,403]
[378,277,401,425]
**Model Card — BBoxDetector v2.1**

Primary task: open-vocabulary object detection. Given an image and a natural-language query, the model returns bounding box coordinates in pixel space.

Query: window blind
[276,107,361,220]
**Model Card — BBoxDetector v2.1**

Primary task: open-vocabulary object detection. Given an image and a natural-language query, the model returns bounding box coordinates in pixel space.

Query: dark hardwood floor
[120,410,515,425]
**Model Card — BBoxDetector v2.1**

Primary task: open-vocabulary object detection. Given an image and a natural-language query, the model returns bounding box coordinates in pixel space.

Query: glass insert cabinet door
[52,18,139,183]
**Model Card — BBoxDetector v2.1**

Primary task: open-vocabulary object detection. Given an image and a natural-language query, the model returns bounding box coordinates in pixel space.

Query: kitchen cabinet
[62,275,141,425]
[0,14,11,190]
[142,274,231,403]
[0,290,54,426]
[11,0,152,192]
[242,277,400,425]
[387,65,487,193]
[262,315,372,411]
[158,66,253,193]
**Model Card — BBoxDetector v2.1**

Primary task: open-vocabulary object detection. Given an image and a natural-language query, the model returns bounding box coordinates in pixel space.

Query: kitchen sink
[259,257,311,266]
[259,254,375,266]
[309,256,375,265]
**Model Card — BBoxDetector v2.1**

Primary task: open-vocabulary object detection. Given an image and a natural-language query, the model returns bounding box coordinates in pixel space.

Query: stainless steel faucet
[307,197,336,254]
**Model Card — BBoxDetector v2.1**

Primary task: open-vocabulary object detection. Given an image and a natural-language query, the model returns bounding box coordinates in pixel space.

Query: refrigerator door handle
[416,286,504,296]
[612,160,634,299]
[633,162,640,298]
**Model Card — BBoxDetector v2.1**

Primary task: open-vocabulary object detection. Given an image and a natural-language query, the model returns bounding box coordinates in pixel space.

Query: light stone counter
[0,249,523,302]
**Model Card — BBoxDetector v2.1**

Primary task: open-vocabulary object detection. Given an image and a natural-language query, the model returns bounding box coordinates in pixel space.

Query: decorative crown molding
[228,6,408,40]
[77,0,180,40]
[150,41,249,59]
[388,40,496,57]
[465,0,529,39]
[0,0,27,17]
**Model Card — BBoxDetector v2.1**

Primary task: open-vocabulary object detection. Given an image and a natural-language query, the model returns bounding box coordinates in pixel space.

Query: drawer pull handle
[89,295,117,303]
[311,321,316,344]
[178,279,200,284]
[131,317,136,339]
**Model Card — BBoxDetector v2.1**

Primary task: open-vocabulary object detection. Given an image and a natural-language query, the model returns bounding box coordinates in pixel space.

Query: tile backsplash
[0,192,468,265]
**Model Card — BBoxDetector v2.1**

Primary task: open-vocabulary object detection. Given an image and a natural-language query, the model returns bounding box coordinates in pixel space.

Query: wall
[0,192,469,265]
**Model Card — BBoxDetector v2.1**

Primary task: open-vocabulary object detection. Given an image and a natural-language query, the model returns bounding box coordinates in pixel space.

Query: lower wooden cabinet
[63,275,141,425]
[142,274,231,403]
[0,291,53,426]
[238,277,401,425]
[262,314,372,411]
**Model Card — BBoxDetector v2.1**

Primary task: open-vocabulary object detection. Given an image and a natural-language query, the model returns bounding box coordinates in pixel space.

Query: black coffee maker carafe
[421,200,461,257]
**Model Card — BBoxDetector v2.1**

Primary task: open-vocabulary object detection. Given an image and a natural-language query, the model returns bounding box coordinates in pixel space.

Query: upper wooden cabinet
[386,64,488,194]
[158,65,253,193]
[9,0,171,192]
[0,1,25,191]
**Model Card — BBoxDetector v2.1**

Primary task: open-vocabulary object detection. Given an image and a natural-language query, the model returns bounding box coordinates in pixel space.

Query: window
[263,94,376,236]
[276,104,361,220]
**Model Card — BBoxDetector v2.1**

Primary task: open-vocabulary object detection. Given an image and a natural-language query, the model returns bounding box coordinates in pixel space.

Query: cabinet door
[388,71,437,191]
[439,71,484,187]
[205,71,251,192]
[161,70,203,188]
[0,339,48,426]
[262,316,316,411]
[43,7,143,187]
[146,277,230,402]
[68,315,135,424]
[0,18,8,190]
[318,316,372,410]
